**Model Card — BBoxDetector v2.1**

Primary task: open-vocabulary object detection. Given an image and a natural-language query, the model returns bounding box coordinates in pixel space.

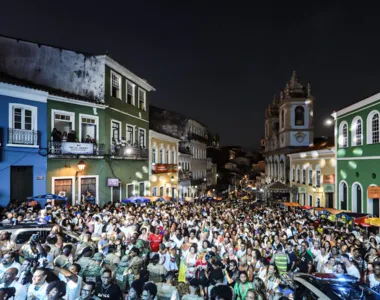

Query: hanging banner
[368,186,380,198]
[61,142,94,155]
[324,184,334,193]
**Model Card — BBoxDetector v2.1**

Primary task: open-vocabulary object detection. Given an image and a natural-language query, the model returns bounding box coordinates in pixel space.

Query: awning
[283,202,301,207]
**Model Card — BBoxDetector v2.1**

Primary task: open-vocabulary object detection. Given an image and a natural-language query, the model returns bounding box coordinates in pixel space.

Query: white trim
[149,130,180,143]
[0,82,48,103]
[137,88,146,111]
[9,103,38,131]
[79,113,99,143]
[366,110,380,145]
[110,119,122,145]
[6,144,39,148]
[51,109,75,132]
[125,123,136,144]
[51,176,76,205]
[110,70,122,100]
[138,127,147,148]
[338,121,348,148]
[126,80,136,105]
[126,183,134,197]
[78,175,99,205]
[334,91,380,117]
[338,156,380,160]
[339,180,349,210]
[102,55,155,92]
[108,107,148,123]
[351,116,363,146]
[351,182,363,213]
[48,95,107,109]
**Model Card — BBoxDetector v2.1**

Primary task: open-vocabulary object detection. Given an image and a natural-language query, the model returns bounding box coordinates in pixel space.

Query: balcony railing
[179,170,192,181]
[48,141,105,156]
[8,128,38,146]
[152,163,178,174]
[188,133,208,143]
[111,144,148,159]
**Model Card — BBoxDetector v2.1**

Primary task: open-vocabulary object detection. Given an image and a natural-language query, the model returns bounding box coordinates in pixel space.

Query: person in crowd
[94,269,123,300]
[0,268,27,300]
[27,268,49,300]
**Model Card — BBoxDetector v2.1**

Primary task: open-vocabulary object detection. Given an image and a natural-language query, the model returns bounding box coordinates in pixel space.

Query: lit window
[111,72,121,99]
[138,89,146,110]
[351,117,362,146]
[339,121,348,148]
[295,106,305,126]
[373,113,379,143]
[126,81,135,105]
[308,168,312,185]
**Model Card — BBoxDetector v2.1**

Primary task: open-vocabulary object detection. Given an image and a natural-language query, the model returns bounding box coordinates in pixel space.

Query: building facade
[264,71,314,185]
[0,77,48,206]
[288,147,335,208]
[334,92,380,216]
[149,130,179,197]
[0,35,155,206]
[178,145,192,199]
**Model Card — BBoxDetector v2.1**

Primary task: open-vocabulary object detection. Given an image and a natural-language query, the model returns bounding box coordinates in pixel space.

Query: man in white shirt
[52,256,82,300]
[341,254,360,279]
[27,268,49,300]
[0,252,21,280]
[0,268,27,300]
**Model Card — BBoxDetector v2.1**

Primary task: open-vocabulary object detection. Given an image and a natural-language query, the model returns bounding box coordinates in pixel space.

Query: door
[11,166,33,204]
[325,193,334,208]
[112,185,121,203]
[54,178,73,205]
[172,188,176,198]
[356,185,362,213]
[373,198,379,217]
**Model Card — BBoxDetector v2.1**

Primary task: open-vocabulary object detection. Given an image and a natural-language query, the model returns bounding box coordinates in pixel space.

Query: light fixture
[171,176,175,182]
[312,186,316,192]
[77,160,86,171]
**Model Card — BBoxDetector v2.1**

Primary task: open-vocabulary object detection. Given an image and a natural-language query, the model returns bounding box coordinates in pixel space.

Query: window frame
[126,183,134,197]
[78,175,99,205]
[110,70,122,100]
[10,104,37,131]
[79,113,99,144]
[126,80,135,105]
[281,109,285,128]
[351,116,363,146]
[138,88,146,111]
[139,181,146,196]
[125,123,135,145]
[294,106,305,126]
[110,119,122,145]
[302,168,306,184]
[338,121,349,148]
[138,128,146,148]
[308,166,313,185]
[367,110,380,144]
[166,147,170,164]
[315,165,321,187]
[159,147,164,163]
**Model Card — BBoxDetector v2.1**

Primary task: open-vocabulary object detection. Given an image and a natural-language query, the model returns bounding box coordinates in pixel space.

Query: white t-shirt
[369,274,380,288]
[0,280,27,300]
[346,264,360,279]
[0,261,21,278]
[27,281,48,300]
[59,273,82,300]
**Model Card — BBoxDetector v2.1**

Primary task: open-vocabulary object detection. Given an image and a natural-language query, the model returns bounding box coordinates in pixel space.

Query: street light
[76,160,86,180]
[324,118,334,126]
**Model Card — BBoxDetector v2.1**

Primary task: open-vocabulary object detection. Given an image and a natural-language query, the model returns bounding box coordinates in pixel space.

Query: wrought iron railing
[8,128,38,145]
[48,141,105,156]
[111,144,148,159]
[188,133,208,143]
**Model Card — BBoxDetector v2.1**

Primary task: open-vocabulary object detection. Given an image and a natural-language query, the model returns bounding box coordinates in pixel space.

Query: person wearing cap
[103,245,120,274]
[51,256,82,300]
[77,247,96,276]
[81,252,104,285]
[115,256,129,294]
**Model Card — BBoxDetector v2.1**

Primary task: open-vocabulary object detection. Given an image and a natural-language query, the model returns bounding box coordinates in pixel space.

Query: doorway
[11,166,33,204]
[325,193,334,208]
[373,198,379,217]
[53,178,74,205]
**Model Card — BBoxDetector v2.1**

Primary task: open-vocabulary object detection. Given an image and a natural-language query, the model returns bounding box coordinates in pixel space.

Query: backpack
[82,264,102,284]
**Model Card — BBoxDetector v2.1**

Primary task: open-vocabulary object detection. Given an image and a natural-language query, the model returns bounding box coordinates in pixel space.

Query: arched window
[152,148,157,163]
[352,183,362,213]
[281,110,285,128]
[351,117,362,146]
[308,194,313,206]
[339,181,348,210]
[367,111,380,144]
[166,149,170,163]
[339,122,348,148]
[295,106,305,126]
[159,149,164,163]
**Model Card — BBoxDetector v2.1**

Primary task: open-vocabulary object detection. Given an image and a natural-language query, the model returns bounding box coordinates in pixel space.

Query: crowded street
[0,198,378,300]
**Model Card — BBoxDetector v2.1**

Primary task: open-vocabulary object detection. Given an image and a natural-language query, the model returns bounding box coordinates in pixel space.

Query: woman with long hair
[234,271,253,300]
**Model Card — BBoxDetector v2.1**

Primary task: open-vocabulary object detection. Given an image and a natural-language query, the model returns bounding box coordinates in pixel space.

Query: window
[9,104,38,146]
[308,168,312,185]
[339,121,348,148]
[373,114,379,144]
[295,106,305,126]
[152,148,157,163]
[309,195,313,206]
[160,149,164,163]
[52,110,74,138]
[302,169,306,184]
[138,88,146,110]
[139,182,145,196]
[281,109,285,128]
[152,187,158,197]
[126,81,135,105]
[111,120,121,143]
[80,114,98,143]
[139,128,146,147]
[112,185,121,203]
[316,166,321,187]
[339,181,348,210]
[80,176,98,204]
[172,151,176,164]
[166,187,170,196]
[166,150,170,163]
[111,71,122,99]
[292,168,295,182]
[13,107,32,130]
[126,125,134,144]
[127,184,134,197]
[296,166,300,183]
[351,117,362,146]
[160,186,164,196]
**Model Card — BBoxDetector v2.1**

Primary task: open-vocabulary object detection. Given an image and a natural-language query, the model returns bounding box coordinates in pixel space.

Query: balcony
[179,170,192,181]
[111,144,148,160]
[188,133,208,143]
[48,141,105,157]
[8,128,38,146]
[152,163,178,174]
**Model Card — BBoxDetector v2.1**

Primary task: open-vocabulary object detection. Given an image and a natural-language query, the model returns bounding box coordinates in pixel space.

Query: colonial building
[0,74,48,206]
[264,71,314,185]
[288,144,335,208]
[0,35,155,206]
[149,130,179,197]
[333,92,380,216]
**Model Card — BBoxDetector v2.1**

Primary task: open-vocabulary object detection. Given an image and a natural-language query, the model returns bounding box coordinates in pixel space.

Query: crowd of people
[0,199,377,300]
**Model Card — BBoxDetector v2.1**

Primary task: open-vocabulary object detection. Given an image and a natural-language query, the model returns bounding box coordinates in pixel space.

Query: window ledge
[6,144,39,148]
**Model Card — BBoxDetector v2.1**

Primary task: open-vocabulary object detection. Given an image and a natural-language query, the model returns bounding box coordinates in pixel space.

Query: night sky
[2,1,380,150]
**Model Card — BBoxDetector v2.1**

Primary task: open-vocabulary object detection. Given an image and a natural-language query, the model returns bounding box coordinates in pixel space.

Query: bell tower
[264,95,279,152]
[278,71,314,148]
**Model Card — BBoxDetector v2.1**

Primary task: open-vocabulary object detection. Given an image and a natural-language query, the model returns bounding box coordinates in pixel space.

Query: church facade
[263,71,314,186]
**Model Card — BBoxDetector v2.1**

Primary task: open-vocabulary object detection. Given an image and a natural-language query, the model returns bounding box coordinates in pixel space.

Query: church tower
[264,95,279,152]
[278,71,314,148]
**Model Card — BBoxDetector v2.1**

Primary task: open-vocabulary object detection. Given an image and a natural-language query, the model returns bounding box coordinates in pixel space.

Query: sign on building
[61,142,94,155]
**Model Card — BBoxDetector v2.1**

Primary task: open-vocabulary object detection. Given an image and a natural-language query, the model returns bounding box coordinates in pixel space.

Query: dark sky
[1,1,380,150]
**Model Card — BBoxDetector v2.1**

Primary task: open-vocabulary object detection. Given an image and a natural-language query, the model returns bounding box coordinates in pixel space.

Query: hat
[54,255,71,269]
[93,252,103,261]
[119,255,129,267]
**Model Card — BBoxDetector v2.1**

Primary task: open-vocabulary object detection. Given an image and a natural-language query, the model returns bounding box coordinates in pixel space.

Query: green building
[334,92,380,216]
[0,35,155,206]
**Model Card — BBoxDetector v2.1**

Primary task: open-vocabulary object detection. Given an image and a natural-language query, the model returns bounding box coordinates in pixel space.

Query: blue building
[0,75,48,206]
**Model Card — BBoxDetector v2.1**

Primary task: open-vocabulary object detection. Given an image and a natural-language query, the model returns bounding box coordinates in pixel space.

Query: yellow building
[149,130,180,197]
[288,146,336,208]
